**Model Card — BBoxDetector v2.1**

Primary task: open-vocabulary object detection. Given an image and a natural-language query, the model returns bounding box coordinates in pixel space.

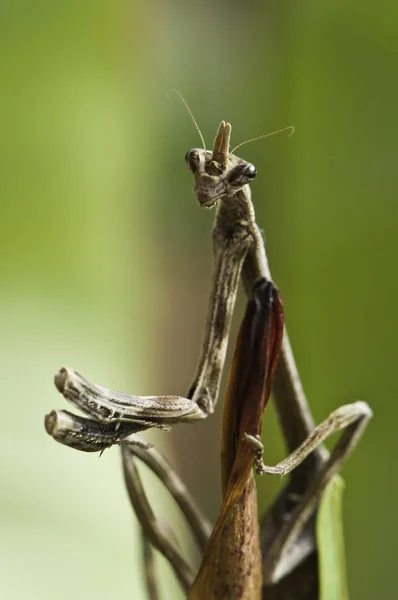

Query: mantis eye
[245,164,257,179]
[185,149,200,173]
[228,162,257,186]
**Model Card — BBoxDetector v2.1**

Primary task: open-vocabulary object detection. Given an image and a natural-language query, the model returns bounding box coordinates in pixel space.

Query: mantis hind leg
[244,401,372,585]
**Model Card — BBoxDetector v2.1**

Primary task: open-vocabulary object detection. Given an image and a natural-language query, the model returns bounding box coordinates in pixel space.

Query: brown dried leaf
[188,279,284,600]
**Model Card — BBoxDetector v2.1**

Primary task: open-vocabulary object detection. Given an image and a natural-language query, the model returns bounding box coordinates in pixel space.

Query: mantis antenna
[167,89,207,151]
[230,125,294,154]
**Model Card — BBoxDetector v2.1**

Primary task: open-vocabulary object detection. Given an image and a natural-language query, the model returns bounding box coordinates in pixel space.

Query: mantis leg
[49,230,251,429]
[121,445,194,592]
[187,229,252,414]
[141,533,160,600]
[244,401,372,584]
[125,442,212,552]
[121,441,212,594]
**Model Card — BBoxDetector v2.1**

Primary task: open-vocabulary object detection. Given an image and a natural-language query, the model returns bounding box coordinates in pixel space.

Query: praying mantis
[45,95,372,598]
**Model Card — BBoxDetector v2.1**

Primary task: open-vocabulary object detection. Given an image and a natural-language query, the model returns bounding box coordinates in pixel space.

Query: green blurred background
[1,1,397,598]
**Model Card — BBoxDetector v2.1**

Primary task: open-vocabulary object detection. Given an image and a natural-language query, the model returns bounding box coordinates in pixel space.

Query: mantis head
[185,121,257,209]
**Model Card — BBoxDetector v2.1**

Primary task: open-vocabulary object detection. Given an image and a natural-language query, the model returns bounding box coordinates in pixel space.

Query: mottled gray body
[184,121,372,587]
[44,118,372,595]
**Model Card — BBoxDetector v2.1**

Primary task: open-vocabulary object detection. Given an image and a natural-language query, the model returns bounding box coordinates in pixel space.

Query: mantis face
[185,121,257,209]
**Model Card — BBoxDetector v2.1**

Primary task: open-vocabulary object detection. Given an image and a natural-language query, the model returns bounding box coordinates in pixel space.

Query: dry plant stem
[142,533,160,600]
[121,445,194,592]
[128,443,212,552]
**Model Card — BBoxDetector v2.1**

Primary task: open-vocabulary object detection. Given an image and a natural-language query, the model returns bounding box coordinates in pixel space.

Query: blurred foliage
[317,476,348,600]
[1,1,397,599]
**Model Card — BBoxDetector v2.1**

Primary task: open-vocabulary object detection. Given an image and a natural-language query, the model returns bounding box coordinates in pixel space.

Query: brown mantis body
[183,119,371,588]
[45,110,372,597]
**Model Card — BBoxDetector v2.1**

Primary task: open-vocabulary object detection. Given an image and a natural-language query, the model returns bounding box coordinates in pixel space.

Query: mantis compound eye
[185,149,201,173]
[245,163,257,179]
[228,162,257,186]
